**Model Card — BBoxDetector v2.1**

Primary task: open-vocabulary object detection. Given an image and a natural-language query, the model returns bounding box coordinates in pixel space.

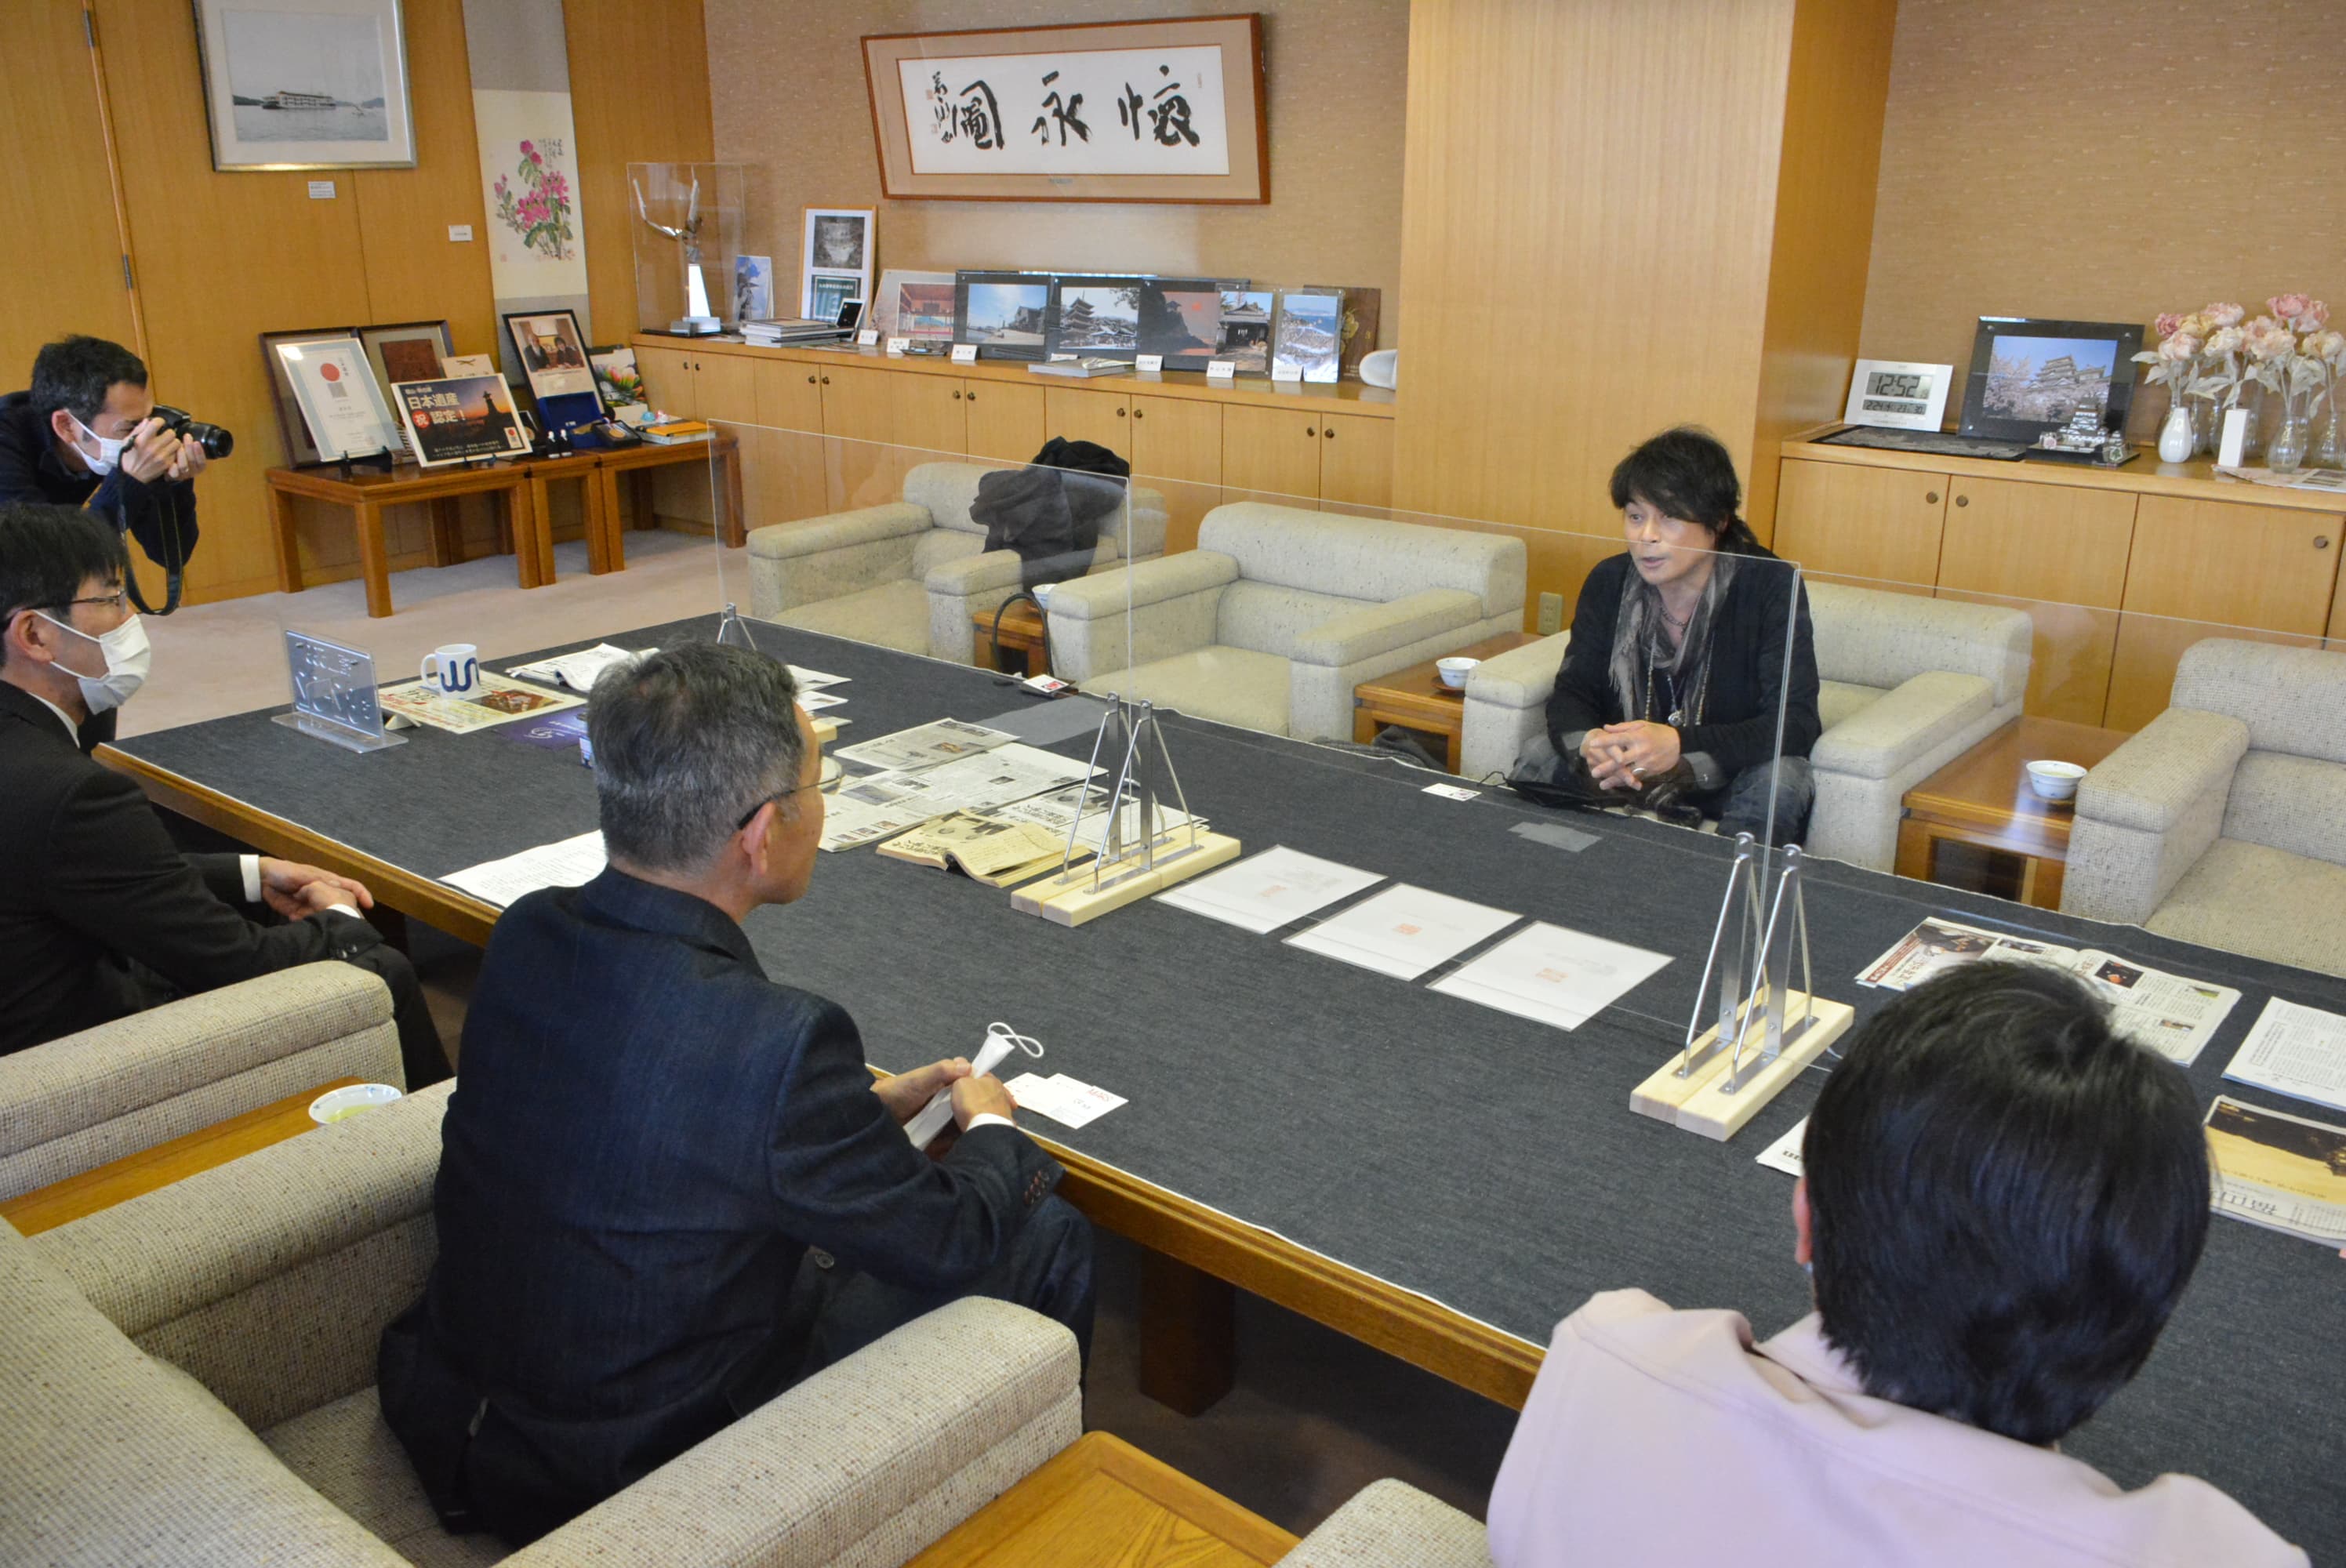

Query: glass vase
[2239,381,2268,460]
[2268,398,2309,474]
[2315,387,2346,468]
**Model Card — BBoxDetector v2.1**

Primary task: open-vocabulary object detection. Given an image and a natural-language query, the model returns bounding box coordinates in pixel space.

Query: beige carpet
[122,530,752,736]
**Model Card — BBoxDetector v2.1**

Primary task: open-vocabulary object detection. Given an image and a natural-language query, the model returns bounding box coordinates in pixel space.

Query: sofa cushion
[266,1391,506,1568]
[2173,637,2346,765]
[1217,580,1371,659]
[1083,647,1292,736]
[1817,679,1884,733]
[2145,838,2346,978]
[1807,582,2031,706]
[901,462,999,535]
[1276,1478,1493,1568]
[1199,505,1527,619]
[2222,750,2346,867]
[0,1220,405,1566]
[774,579,935,655]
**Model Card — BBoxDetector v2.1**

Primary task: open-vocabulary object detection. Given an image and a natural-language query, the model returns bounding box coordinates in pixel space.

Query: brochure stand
[1631,837,1850,1141]
[1011,697,1240,927]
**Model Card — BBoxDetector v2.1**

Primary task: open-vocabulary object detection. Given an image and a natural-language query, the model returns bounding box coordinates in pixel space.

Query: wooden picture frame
[192,0,416,172]
[1958,317,2145,443]
[501,308,597,403]
[272,334,402,463]
[863,15,1268,203]
[356,320,452,403]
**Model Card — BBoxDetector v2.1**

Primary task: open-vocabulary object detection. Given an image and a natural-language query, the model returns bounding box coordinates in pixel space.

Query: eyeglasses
[734,755,844,830]
[45,590,130,613]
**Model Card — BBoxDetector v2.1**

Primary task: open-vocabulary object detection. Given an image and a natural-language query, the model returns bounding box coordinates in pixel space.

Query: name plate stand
[1630,836,1850,1141]
[1011,696,1240,927]
[271,630,405,753]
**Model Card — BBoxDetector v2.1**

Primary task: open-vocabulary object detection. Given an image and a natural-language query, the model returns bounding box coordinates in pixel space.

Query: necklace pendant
[1667,708,1685,727]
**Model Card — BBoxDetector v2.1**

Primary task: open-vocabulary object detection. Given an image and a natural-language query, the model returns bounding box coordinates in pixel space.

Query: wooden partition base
[1629,994,1853,1142]
[1011,833,1244,927]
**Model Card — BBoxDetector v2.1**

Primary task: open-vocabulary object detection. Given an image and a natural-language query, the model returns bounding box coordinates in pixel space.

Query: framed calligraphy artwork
[862,16,1267,203]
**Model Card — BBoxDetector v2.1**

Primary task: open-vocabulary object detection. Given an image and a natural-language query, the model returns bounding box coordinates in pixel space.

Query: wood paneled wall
[11,1,710,605]
[704,0,1411,343]
[1858,0,2346,429]
[1392,0,1894,602]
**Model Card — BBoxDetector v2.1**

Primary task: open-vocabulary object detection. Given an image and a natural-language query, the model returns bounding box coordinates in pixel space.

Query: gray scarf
[1608,552,1740,727]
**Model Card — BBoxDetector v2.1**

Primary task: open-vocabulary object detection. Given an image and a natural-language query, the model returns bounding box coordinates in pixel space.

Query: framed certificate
[388,374,531,468]
[272,335,401,461]
[1843,360,1954,431]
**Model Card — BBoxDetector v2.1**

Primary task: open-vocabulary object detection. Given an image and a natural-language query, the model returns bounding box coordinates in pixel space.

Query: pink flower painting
[493,139,575,262]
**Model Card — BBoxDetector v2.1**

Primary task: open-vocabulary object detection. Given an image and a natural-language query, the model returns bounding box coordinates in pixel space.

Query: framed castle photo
[194,0,416,171]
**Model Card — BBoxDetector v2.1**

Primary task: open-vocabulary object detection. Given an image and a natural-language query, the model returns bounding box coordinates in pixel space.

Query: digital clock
[1843,359,1953,432]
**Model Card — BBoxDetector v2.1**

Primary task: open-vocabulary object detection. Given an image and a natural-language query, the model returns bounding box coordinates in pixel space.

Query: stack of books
[1029,358,1129,379]
[638,419,712,445]
[741,317,852,347]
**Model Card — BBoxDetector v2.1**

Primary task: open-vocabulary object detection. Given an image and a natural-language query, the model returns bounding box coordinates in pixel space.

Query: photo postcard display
[389,374,531,467]
[955,270,1054,361]
[271,334,401,462]
[1273,288,1345,383]
[1216,289,1273,374]
[503,308,597,403]
[1959,316,2144,442]
[802,206,873,318]
[876,269,957,341]
[1046,276,1226,368]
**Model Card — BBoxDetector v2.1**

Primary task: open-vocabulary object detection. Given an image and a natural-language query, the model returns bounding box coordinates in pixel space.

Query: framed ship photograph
[390,374,531,467]
[194,0,416,171]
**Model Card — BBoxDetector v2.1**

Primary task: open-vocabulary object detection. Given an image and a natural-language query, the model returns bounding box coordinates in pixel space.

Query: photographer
[0,335,213,613]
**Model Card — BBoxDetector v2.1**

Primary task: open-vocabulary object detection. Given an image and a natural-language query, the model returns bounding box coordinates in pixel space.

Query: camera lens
[151,405,234,460]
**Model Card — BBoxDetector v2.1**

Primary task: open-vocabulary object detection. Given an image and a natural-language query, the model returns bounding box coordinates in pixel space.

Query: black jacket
[0,682,375,1054]
[971,437,1130,590]
[0,390,202,572]
[379,868,1062,1543]
[1545,547,1822,775]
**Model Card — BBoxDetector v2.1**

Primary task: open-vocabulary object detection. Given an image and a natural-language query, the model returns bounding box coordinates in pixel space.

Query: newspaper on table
[1858,917,2240,1066]
[820,743,1097,851]
[2204,1095,2346,1247]
[876,812,1067,881]
[2223,997,2346,1114]
[378,672,583,734]
[441,831,606,906]
[835,718,1014,773]
[507,643,652,691]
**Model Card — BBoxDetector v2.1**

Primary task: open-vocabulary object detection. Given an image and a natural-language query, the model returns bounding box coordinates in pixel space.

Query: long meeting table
[102,612,2346,1550]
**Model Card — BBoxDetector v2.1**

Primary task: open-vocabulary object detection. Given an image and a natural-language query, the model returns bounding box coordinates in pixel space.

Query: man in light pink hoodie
[1488,963,2308,1567]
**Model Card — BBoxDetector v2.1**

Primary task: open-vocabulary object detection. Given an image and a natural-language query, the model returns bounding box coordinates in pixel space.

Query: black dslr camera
[150,405,234,459]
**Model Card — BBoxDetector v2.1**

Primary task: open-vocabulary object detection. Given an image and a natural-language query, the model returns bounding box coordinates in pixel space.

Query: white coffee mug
[422,643,479,695]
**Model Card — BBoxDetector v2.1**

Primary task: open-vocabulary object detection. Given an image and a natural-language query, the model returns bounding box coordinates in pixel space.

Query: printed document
[1756,1116,1807,1178]
[2205,1095,2346,1246]
[379,672,582,734]
[786,665,848,689]
[442,831,606,906]
[1428,922,1670,1031]
[837,717,1014,772]
[991,780,1198,858]
[1859,916,2239,1066]
[1156,845,1382,935]
[2224,998,2346,1113]
[1284,884,1518,981]
[1003,1071,1128,1130]
[507,643,650,691]
[820,745,1096,851]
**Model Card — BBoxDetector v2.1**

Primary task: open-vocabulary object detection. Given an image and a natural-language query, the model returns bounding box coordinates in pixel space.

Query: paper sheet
[1156,846,1383,935]
[1756,1116,1807,1178]
[507,643,649,691]
[2224,998,2346,1113]
[1003,1071,1128,1130]
[836,717,1014,772]
[820,745,1098,851]
[1284,884,1518,981]
[1427,922,1670,1031]
[2205,1095,2346,1246]
[786,665,849,688]
[991,782,1198,857]
[441,831,606,906]
[379,672,583,734]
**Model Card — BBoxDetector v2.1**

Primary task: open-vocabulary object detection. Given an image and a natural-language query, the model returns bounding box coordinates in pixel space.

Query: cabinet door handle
[1954,495,1969,507]
[821,376,831,386]
[806,374,817,385]
[967,393,978,403]
[952,390,962,400]
[1305,426,1317,437]
[1324,427,1335,440]
[1116,406,1127,417]
[1132,407,1145,420]
[2320,536,2333,550]
[1925,490,1940,504]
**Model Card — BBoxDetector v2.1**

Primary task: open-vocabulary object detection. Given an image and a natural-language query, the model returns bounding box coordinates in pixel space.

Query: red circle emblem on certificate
[321,361,342,382]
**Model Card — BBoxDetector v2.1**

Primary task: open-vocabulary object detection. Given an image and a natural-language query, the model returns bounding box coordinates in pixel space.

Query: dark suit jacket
[379,868,1062,1542]
[0,682,376,1055]
[0,390,203,571]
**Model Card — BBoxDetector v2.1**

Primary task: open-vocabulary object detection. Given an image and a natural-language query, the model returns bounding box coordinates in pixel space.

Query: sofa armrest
[746,503,931,616]
[2060,707,2248,924]
[33,1081,452,1430]
[0,963,401,1203]
[1810,671,1994,782]
[1047,552,1239,681]
[748,502,930,561]
[1291,590,1482,670]
[1276,1479,1492,1568]
[1458,633,1569,781]
[511,1298,1083,1568]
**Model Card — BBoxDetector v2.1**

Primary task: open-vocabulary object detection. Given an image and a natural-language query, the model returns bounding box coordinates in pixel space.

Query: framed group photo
[503,309,596,402]
[193,0,416,171]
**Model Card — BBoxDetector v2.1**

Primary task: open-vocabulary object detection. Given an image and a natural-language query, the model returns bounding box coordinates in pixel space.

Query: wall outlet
[1537,592,1564,635]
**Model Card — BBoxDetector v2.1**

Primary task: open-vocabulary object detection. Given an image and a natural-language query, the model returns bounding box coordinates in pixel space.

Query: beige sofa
[745,461,1168,662]
[0,963,403,1203]
[2063,637,2346,976]
[1458,580,2030,869]
[1047,505,1528,742]
[0,1081,1084,1567]
[1277,1479,1493,1566]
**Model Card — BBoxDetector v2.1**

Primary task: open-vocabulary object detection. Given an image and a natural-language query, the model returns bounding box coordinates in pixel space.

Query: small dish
[1030,583,1057,607]
[2024,758,2087,802]
[1436,656,1480,691]
[310,1083,404,1125]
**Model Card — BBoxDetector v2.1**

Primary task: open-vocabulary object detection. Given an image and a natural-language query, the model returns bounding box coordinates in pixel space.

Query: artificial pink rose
[2205,325,2246,357]
[2244,318,2297,361]
[2154,312,2185,339]
[2157,332,2203,363]
[2206,302,2246,328]
[2180,312,2217,339]
[2304,329,2346,362]
[2295,299,2330,331]
[2270,293,2312,324]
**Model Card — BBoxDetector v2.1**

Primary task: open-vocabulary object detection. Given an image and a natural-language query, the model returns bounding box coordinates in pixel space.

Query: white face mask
[36,610,150,713]
[71,415,127,476]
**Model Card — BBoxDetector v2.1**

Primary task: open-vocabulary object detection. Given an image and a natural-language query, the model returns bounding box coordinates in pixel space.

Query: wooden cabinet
[1222,404,1326,503]
[1130,395,1224,550]
[1934,476,2137,724]
[892,373,967,458]
[964,381,1044,463]
[2105,495,2342,729]
[1773,459,1946,587]
[739,361,827,531]
[816,362,902,510]
[1320,412,1393,511]
[633,344,697,418]
[1042,387,1131,458]
[632,344,755,426]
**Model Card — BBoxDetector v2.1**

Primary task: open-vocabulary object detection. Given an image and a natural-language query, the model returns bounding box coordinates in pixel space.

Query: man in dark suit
[379,641,1094,1546]
[0,503,446,1083]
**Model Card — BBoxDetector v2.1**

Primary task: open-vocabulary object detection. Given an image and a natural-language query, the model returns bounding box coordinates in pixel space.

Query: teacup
[422,642,480,696]
[1436,656,1480,690]
[2025,759,2086,801]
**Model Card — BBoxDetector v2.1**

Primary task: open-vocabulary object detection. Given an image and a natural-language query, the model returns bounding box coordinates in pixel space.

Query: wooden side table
[586,434,745,572]
[974,599,1049,677]
[269,462,546,618]
[0,1077,358,1236]
[1895,717,2131,909]
[1350,631,1541,773]
[902,1432,1295,1568]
